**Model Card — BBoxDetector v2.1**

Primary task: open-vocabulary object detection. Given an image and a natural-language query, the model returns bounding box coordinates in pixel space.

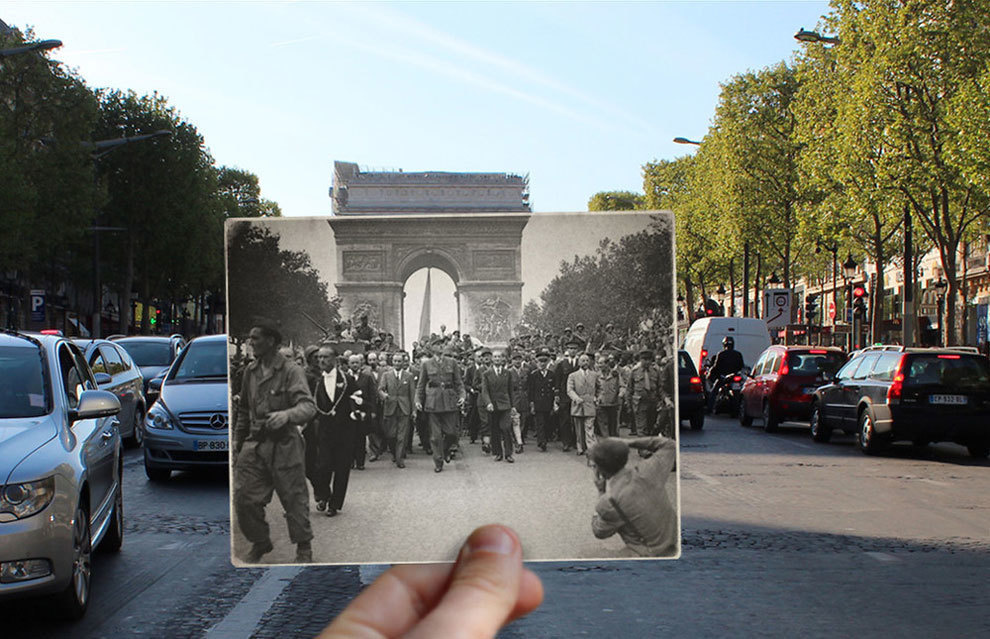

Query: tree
[217,166,282,219]
[587,190,645,211]
[820,0,990,344]
[226,221,339,346]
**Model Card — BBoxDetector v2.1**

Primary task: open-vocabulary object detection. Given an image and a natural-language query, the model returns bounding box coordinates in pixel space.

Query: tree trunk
[960,241,969,343]
[754,254,763,318]
[684,272,695,325]
[942,252,958,347]
[871,244,885,346]
[120,233,135,336]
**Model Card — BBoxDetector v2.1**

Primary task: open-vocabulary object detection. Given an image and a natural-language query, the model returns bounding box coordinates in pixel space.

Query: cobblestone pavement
[8,414,989,638]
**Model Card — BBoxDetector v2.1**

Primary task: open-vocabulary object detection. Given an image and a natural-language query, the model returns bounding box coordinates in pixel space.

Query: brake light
[937,354,960,359]
[779,364,789,376]
[689,376,704,393]
[701,349,708,360]
[809,350,827,354]
[887,355,907,404]
[40,329,61,335]
[732,375,742,383]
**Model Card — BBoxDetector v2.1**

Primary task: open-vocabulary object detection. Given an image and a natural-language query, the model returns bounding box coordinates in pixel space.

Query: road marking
[772,436,812,450]
[864,552,901,563]
[359,564,389,585]
[689,471,721,486]
[918,478,949,487]
[206,566,301,638]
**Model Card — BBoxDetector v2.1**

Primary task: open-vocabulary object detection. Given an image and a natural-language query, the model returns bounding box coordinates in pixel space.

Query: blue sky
[2,0,831,215]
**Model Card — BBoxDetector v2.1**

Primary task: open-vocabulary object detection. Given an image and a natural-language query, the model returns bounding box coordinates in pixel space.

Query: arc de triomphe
[328,161,531,347]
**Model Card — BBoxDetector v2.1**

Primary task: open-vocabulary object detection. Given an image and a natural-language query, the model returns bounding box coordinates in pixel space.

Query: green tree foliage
[524,216,674,334]
[226,221,339,346]
[587,190,645,211]
[0,26,100,289]
[218,166,282,219]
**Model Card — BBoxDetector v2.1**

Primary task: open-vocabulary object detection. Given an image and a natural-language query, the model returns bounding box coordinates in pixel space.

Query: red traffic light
[852,286,866,298]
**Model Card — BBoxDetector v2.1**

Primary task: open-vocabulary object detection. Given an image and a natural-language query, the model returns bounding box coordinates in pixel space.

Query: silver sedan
[0,332,122,619]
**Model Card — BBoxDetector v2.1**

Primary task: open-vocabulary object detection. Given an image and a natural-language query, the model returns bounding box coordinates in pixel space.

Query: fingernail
[466,526,516,556]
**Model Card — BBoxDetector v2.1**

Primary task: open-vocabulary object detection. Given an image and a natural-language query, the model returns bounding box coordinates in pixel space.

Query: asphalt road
[7,414,989,638]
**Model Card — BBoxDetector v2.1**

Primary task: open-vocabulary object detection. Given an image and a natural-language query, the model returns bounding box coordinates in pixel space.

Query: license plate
[929,394,967,405]
[731,383,741,390]
[194,439,229,451]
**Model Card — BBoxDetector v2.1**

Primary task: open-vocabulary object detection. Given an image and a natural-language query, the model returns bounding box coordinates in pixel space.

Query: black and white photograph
[225,165,678,565]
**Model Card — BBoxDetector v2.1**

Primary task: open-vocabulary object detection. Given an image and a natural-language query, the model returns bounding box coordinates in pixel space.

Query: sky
[2,1,831,215]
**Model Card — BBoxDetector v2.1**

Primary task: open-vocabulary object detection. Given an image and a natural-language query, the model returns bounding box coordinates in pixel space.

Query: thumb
[405,525,524,639]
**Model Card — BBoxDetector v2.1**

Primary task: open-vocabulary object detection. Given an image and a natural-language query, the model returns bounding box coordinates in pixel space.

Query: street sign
[763,288,792,330]
[828,300,836,321]
[29,290,45,324]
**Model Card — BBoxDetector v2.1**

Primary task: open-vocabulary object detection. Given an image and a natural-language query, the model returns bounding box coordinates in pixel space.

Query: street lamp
[673,137,702,146]
[768,272,782,286]
[841,255,858,349]
[794,28,840,45]
[934,278,948,347]
[0,39,62,58]
[842,254,857,279]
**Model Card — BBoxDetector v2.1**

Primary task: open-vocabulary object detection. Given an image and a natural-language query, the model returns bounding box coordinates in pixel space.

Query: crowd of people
[230,315,676,563]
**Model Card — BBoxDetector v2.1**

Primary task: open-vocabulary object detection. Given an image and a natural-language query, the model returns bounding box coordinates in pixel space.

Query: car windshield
[786,352,846,376]
[904,355,990,390]
[118,341,172,366]
[171,340,228,381]
[0,345,50,418]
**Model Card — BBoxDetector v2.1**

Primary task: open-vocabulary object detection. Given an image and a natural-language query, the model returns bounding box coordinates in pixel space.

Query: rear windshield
[785,351,846,376]
[118,341,172,366]
[905,355,990,389]
[678,352,697,376]
[0,345,50,418]
[171,340,228,381]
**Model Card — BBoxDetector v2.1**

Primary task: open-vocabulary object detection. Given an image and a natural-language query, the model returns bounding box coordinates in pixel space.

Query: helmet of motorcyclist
[722,336,735,349]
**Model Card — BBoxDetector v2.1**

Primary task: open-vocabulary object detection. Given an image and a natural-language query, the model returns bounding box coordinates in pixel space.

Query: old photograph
[225,167,678,565]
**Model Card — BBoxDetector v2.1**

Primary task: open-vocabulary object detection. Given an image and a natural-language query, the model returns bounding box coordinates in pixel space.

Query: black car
[113,334,186,404]
[809,347,990,458]
[678,350,706,430]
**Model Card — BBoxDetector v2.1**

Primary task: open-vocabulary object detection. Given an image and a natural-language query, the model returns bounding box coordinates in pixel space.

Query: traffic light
[150,307,160,326]
[804,293,819,322]
[852,286,867,318]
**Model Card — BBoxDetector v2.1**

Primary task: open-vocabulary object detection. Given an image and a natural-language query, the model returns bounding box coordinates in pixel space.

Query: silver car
[0,331,123,619]
[144,334,229,481]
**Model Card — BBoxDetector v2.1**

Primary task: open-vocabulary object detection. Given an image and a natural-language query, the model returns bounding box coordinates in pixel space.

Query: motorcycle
[709,371,744,417]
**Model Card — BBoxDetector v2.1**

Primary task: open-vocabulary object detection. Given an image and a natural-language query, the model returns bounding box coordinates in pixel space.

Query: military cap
[511,352,522,360]
[563,327,573,333]
[576,322,585,329]
[536,348,551,360]
[564,339,582,349]
[480,348,492,357]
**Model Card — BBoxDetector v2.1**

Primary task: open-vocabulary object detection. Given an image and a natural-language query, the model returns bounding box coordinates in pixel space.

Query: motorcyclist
[706,336,745,413]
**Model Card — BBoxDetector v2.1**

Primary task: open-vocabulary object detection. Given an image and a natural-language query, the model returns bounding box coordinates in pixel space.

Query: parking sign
[30,289,46,324]
[763,288,792,330]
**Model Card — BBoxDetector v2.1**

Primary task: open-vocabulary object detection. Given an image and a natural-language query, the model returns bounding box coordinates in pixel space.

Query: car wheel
[739,401,753,426]
[99,479,124,553]
[54,501,92,620]
[967,442,990,459]
[858,410,884,455]
[689,409,705,431]
[809,404,831,443]
[762,401,778,433]
[124,408,144,449]
[145,461,171,482]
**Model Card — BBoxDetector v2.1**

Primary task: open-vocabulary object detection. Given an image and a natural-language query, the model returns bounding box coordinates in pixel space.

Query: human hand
[593,469,607,494]
[487,403,494,413]
[416,402,423,412]
[317,525,543,639]
[265,411,289,430]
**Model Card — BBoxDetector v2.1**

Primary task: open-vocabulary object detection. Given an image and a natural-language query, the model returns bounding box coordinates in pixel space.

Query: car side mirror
[149,376,164,392]
[71,390,120,423]
[93,372,112,386]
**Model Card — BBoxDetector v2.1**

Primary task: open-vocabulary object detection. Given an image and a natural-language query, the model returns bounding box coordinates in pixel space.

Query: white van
[681,317,771,377]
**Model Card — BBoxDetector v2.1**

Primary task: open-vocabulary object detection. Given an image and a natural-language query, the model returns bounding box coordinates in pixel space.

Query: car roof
[187,334,228,342]
[114,336,179,343]
[0,330,49,348]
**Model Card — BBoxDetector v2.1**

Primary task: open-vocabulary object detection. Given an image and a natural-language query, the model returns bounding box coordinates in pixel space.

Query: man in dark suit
[527,348,556,451]
[463,353,481,444]
[379,351,416,468]
[347,353,378,471]
[509,352,529,454]
[481,349,515,463]
[555,339,581,452]
[311,344,356,517]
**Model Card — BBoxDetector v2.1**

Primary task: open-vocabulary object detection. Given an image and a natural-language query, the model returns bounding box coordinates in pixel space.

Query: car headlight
[146,403,175,430]
[0,477,55,520]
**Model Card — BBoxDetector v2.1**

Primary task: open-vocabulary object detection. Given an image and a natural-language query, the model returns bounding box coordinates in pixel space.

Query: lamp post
[816,239,839,341]
[794,28,840,45]
[842,254,858,350]
[87,130,172,337]
[0,39,62,58]
[934,278,948,347]
[716,284,727,316]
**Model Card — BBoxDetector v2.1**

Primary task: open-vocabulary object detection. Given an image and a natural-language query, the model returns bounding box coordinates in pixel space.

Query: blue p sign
[30,290,45,324]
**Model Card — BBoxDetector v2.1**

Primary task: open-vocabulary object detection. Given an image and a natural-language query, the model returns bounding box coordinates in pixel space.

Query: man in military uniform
[629,349,661,436]
[527,348,557,451]
[233,323,317,563]
[416,342,466,473]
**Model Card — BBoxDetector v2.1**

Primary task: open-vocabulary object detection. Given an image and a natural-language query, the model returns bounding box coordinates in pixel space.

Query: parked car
[808,347,990,458]
[112,334,186,404]
[143,334,229,481]
[681,317,771,380]
[0,330,123,619]
[740,346,847,432]
[73,339,147,448]
[677,350,706,430]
